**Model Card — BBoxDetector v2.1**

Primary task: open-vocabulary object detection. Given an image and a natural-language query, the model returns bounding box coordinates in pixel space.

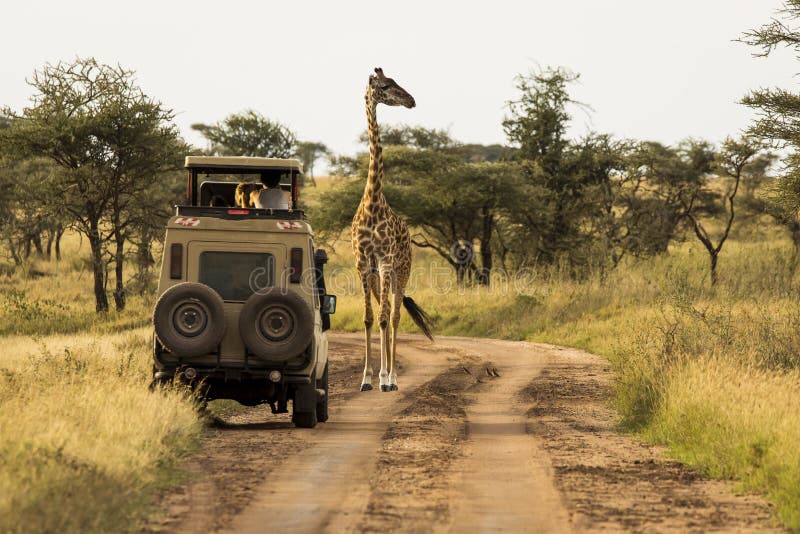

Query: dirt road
[149,334,779,533]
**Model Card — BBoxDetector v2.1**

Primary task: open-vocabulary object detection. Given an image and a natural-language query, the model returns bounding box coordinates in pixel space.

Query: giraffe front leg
[361,327,373,392]
[378,268,393,392]
[360,274,375,392]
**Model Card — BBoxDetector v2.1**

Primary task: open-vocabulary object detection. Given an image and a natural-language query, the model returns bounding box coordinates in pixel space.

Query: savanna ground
[1,178,800,531]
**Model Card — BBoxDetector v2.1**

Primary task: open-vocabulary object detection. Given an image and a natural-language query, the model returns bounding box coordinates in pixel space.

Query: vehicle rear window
[199,251,275,301]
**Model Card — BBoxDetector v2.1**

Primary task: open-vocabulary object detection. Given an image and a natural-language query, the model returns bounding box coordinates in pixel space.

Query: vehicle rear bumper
[153,366,312,385]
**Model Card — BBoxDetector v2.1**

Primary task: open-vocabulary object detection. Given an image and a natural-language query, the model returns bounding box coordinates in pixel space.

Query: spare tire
[239,291,313,359]
[154,282,226,357]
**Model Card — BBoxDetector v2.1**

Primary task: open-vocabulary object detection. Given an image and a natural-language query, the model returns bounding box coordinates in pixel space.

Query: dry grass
[653,359,800,528]
[0,328,203,533]
[0,234,201,533]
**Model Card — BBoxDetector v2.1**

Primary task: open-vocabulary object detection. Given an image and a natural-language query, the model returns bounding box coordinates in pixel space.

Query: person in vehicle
[235,182,261,208]
[254,173,289,210]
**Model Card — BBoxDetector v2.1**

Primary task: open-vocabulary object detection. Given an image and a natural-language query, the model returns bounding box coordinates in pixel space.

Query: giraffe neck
[362,88,384,207]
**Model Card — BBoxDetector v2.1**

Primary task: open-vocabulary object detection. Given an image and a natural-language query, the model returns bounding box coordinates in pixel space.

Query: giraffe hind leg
[378,267,393,392]
[388,289,403,391]
[389,261,410,392]
[360,272,377,391]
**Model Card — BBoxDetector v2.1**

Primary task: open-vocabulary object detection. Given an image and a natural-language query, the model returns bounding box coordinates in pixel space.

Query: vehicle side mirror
[322,294,337,315]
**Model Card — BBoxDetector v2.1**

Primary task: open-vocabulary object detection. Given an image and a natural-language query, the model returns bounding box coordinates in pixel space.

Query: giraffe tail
[402,296,434,341]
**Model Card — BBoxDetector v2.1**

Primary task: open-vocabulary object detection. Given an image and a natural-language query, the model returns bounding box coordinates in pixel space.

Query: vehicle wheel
[292,410,317,429]
[153,282,226,357]
[316,362,329,423]
[292,383,318,428]
[239,291,314,359]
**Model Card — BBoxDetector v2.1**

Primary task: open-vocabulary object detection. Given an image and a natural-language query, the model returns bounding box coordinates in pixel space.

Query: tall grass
[0,238,154,336]
[0,330,200,532]
[0,330,202,533]
[0,233,201,533]
[652,359,800,528]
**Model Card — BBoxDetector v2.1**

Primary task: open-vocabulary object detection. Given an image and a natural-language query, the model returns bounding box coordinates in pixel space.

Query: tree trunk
[710,252,719,287]
[55,226,65,261]
[456,264,466,286]
[7,238,21,266]
[495,227,510,276]
[31,233,44,257]
[89,221,109,312]
[113,231,126,311]
[45,231,54,261]
[136,230,155,272]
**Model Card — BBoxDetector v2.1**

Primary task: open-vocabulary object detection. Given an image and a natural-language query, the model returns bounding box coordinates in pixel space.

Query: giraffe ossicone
[350,67,432,393]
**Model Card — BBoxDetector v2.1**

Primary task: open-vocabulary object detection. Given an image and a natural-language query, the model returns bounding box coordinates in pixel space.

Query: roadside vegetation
[0,258,197,533]
[0,238,202,533]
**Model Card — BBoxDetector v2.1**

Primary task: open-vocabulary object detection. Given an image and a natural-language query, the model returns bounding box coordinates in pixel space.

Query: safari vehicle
[151,156,337,428]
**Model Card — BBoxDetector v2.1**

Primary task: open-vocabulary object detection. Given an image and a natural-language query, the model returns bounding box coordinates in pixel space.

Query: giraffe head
[369,68,416,109]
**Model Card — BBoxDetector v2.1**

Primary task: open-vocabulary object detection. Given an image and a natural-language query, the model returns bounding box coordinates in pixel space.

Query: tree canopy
[294,141,329,185]
[192,110,296,158]
[311,65,753,285]
[0,57,184,311]
[741,1,800,209]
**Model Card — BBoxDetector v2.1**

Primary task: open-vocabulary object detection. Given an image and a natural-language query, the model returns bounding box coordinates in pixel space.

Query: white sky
[2,1,798,168]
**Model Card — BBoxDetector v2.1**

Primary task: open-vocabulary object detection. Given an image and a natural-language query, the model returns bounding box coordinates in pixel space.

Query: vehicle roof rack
[184,156,303,173]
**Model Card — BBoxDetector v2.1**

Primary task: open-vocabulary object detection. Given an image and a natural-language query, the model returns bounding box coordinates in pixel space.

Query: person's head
[260,173,281,189]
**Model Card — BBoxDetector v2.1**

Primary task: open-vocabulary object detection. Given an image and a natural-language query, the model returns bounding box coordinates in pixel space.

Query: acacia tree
[681,138,761,286]
[504,67,578,173]
[502,67,604,269]
[192,110,296,158]
[1,58,183,311]
[358,124,457,151]
[91,82,185,308]
[0,118,66,263]
[0,158,70,263]
[294,141,329,186]
[312,143,522,285]
[622,141,713,256]
[742,1,800,209]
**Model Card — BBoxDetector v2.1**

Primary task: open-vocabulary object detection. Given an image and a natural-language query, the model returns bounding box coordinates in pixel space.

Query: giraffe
[351,67,434,393]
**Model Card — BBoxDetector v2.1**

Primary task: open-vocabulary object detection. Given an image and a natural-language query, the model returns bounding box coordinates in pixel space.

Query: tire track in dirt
[145,338,366,533]
[357,359,481,532]
[149,334,781,533]
[521,344,781,532]
[437,338,572,533]
[223,336,452,533]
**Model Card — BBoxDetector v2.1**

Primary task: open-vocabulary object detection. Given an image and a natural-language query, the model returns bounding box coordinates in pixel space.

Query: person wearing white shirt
[254,173,289,210]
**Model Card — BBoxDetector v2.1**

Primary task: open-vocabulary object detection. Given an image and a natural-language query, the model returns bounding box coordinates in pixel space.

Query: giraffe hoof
[380,385,391,392]
[360,384,373,392]
[390,384,398,391]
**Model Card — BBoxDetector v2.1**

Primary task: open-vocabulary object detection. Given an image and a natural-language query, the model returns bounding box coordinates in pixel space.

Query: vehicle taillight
[170,244,183,279]
[290,248,303,283]
[228,209,249,215]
